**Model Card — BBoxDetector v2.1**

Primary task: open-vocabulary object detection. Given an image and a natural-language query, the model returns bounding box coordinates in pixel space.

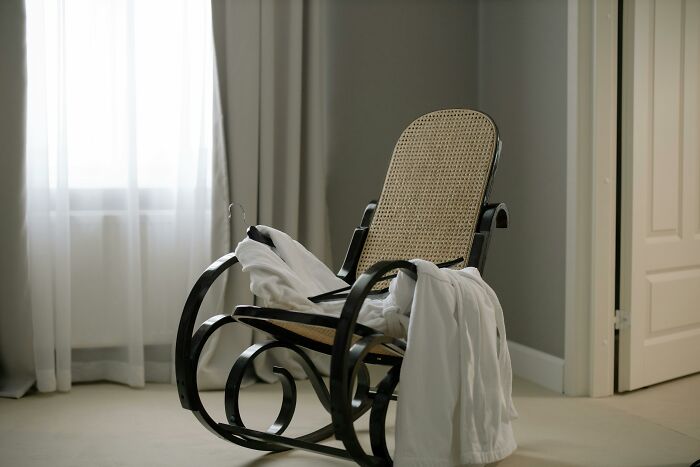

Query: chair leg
[173,252,340,453]
[179,317,378,460]
[175,253,404,465]
[329,260,416,466]
[177,314,287,451]
[369,364,401,462]
[222,338,372,443]
[332,335,404,466]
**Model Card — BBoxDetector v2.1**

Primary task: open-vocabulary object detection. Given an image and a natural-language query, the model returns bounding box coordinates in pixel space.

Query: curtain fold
[199,0,332,388]
[0,0,36,399]
[24,0,222,393]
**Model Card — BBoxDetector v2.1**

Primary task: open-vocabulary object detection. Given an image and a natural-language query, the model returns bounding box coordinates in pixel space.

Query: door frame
[564,0,618,397]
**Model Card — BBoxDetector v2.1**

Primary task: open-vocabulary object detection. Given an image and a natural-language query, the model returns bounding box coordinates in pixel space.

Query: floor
[1,373,698,467]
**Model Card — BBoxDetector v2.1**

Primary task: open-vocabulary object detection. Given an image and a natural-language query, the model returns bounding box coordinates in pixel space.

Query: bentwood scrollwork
[174,253,404,465]
[176,109,509,466]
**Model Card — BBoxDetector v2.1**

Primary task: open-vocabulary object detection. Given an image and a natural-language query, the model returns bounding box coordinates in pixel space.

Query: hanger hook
[228,202,247,225]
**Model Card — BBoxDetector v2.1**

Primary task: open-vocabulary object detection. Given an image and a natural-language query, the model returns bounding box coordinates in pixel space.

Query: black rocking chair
[175,109,509,466]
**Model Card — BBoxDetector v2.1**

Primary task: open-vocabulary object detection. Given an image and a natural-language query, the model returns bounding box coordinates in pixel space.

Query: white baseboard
[507,340,564,394]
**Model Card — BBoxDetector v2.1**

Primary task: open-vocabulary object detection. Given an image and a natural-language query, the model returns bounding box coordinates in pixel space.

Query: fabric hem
[393,437,517,466]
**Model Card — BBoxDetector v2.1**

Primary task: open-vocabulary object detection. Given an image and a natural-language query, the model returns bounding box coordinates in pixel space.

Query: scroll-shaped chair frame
[175,110,509,466]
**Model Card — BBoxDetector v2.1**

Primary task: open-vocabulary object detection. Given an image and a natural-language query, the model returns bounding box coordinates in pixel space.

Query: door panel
[619,0,700,391]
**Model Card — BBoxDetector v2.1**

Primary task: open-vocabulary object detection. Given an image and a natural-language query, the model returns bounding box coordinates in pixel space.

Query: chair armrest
[336,227,369,284]
[360,200,378,228]
[468,202,509,273]
[478,202,509,231]
[336,200,378,284]
[175,252,239,409]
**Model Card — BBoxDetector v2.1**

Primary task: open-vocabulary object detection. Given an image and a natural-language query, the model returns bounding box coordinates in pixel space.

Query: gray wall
[476,0,568,358]
[325,0,480,267]
[324,0,568,358]
[0,0,35,396]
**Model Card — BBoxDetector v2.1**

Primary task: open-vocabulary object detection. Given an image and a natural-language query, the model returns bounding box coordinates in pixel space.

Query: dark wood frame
[175,134,508,466]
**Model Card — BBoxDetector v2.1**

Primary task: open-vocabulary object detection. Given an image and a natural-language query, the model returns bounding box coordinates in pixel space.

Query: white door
[619,0,700,391]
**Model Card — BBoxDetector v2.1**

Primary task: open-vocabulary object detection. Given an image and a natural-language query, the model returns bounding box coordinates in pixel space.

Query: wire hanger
[229,203,275,248]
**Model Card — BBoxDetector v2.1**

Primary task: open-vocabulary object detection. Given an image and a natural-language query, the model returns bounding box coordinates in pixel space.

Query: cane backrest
[355,109,499,280]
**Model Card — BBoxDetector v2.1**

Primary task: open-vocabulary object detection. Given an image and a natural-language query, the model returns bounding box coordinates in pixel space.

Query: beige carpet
[1,373,698,467]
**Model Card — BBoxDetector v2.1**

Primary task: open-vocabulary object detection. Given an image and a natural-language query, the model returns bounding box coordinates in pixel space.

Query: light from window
[26,0,214,190]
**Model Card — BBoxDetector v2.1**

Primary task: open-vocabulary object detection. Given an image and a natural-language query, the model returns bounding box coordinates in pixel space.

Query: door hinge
[614,309,629,330]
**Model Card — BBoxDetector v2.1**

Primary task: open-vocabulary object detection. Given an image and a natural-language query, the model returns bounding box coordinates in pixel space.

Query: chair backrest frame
[337,108,503,284]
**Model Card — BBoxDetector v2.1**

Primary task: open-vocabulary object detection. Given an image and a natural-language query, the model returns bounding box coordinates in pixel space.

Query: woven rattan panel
[355,109,497,281]
[268,320,402,356]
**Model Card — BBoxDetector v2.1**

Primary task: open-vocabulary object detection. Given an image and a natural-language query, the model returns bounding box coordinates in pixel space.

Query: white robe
[234,226,517,466]
[394,260,518,466]
[234,226,413,337]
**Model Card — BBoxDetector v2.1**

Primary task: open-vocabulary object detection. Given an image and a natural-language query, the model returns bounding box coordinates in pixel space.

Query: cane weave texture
[355,109,498,286]
[268,320,402,356]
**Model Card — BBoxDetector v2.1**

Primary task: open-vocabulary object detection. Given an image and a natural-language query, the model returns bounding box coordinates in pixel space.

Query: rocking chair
[175,108,509,466]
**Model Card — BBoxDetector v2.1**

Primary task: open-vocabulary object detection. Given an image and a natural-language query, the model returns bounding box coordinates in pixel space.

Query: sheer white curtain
[25,0,225,392]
